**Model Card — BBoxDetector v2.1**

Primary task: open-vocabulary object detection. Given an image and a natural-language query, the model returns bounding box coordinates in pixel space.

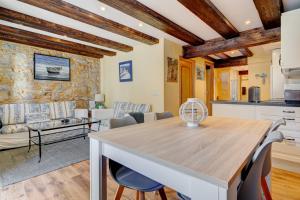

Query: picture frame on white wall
[119,60,133,82]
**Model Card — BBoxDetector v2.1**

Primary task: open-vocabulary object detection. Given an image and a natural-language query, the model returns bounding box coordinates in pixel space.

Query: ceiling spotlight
[231,51,235,54]
[245,20,251,25]
[138,22,143,27]
[100,6,106,11]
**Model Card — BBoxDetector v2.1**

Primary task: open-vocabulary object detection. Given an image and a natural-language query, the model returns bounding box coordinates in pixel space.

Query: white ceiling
[0,0,299,57]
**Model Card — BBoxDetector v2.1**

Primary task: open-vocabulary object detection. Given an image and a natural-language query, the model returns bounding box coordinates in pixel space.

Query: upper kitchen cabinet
[281,8,300,69]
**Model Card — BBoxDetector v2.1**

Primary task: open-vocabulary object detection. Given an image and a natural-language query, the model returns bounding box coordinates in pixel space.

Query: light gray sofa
[91,101,153,131]
[0,101,87,150]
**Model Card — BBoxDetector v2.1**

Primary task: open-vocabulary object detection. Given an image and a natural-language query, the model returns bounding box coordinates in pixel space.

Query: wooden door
[179,58,194,104]
[205,63,214,116]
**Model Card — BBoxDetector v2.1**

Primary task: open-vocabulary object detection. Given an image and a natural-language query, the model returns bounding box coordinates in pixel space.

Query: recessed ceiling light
[100,6,106,11]
[231,51,235,54]
[138,22,143,27]
[245,20,251,25]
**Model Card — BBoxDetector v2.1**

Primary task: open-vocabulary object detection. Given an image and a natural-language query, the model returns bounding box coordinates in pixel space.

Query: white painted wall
[101,39,164,112]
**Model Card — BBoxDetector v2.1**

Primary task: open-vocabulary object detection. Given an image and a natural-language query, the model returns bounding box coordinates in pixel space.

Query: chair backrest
[109,116,137,181]
[262,118,286,177]
[238,131,284,200]
[155,112,173,120]
[110,116,137,129]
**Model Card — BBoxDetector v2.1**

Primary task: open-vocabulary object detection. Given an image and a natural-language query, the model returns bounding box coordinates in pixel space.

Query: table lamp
[95,94,105,109]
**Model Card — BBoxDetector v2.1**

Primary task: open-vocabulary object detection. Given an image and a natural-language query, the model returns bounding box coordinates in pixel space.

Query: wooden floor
[0,160,300,200]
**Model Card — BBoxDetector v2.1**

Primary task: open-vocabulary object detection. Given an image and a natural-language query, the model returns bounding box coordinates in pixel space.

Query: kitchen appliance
[248,86,261,103]
[284,83,300,104]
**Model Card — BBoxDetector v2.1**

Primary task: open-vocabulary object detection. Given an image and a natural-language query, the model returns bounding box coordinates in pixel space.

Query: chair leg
[139,191,145,200]
[136,191,140,200]
[158,188,167,200]
[261,177,272,200]
[114,185,125,200]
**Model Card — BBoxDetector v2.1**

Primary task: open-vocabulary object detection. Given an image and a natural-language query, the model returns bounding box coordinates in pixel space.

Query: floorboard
[0,160,299,200]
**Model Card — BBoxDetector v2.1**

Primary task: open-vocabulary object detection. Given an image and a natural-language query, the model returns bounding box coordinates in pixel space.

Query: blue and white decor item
[179,98,208,127]
[34,53,70,81]
[119,60,133,82]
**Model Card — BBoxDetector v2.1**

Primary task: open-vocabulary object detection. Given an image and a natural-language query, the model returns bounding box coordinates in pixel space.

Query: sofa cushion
[0,105,9,125]
[25,103,41,114]
[132,104,151,113]
[54,102,67,119]
[113,102,131,118]
[0,124,28,135]
[8,104,25,124]
[65,101,76,118]
[25,113,50,124]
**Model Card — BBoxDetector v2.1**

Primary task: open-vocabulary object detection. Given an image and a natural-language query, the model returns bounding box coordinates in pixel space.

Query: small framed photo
[119,60,133,82]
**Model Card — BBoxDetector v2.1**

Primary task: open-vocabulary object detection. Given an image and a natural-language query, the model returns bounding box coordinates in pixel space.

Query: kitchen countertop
[211,100,300,107]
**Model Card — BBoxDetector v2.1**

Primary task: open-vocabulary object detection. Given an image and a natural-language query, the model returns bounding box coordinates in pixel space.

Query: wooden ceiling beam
[0,7,132,52]
[17,0,159,45]
[215,56,248,68]
[0,7,131,52]
[183,27,280,58]
[98,0,204,45]
[253,0,283,29]
[0,25,107,58]
[239,48,254,57]
[215,53,230,59]
[178,0,239,39]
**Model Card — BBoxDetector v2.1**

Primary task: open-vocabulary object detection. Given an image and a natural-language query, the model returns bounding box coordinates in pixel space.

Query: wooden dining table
[89,116,272,200]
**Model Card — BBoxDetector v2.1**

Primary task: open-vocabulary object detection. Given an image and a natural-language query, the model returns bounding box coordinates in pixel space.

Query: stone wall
[0,40,101,108]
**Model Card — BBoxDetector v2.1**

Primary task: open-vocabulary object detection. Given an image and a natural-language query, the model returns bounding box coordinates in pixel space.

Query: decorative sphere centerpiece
[179,98,208,127]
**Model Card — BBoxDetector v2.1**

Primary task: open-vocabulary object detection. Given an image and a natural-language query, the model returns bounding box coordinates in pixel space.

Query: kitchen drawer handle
[283,110,295,113]
[283,118,295,121]
[285,138,295,141]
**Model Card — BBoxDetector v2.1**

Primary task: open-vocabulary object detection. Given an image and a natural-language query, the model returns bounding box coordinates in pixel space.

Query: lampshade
[95,94,105,102]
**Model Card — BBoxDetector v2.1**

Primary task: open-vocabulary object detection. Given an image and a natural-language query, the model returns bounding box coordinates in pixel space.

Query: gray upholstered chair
[238,131,284,200]
[109,116,167,200]
[177,131,284,200]
[261,118,286,200]
[155,112,173,120]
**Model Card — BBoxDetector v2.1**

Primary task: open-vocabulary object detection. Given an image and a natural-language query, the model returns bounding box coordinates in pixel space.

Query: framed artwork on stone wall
[34,53,70,81]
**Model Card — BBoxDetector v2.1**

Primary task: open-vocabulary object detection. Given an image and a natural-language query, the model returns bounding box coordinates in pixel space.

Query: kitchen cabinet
[213,103,300,172]
[281,8,300,69]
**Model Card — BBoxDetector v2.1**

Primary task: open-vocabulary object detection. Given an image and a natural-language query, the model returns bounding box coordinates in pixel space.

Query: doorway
[205,63,214,116]
[179,58,195,104]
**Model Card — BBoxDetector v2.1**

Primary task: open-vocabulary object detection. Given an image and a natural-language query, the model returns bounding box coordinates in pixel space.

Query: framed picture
[119,60,133,82]
[196,65,204,80]
[167,57,178,82]
[34,53,70,81]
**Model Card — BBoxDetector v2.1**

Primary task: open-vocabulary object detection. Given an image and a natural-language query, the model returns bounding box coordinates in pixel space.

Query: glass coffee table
[27,118,101,162]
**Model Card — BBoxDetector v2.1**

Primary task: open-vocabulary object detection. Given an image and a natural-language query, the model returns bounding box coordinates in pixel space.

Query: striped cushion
[132,104,151,113]
[0,105,9,125]
[0,124,28,134]
[25,103,41,114]
[113,102,131,118]
[54,102,67,119]
[65,101,76,118]
[25,113,50,124]
[47,103,56,119]
[8,104,25,124]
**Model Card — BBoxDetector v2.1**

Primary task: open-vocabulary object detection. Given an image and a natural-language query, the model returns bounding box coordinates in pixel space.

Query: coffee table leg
[38,130,42,163]
[28,129,31,152]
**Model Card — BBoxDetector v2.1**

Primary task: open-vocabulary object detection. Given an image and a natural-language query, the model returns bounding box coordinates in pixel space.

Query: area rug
[0,136,89,188]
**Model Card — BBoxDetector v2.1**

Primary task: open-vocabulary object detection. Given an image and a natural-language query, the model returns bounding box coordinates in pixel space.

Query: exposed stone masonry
[0,40,101,108]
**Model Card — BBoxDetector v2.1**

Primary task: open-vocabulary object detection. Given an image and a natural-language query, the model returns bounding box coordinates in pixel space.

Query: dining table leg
[90,138,107,200]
